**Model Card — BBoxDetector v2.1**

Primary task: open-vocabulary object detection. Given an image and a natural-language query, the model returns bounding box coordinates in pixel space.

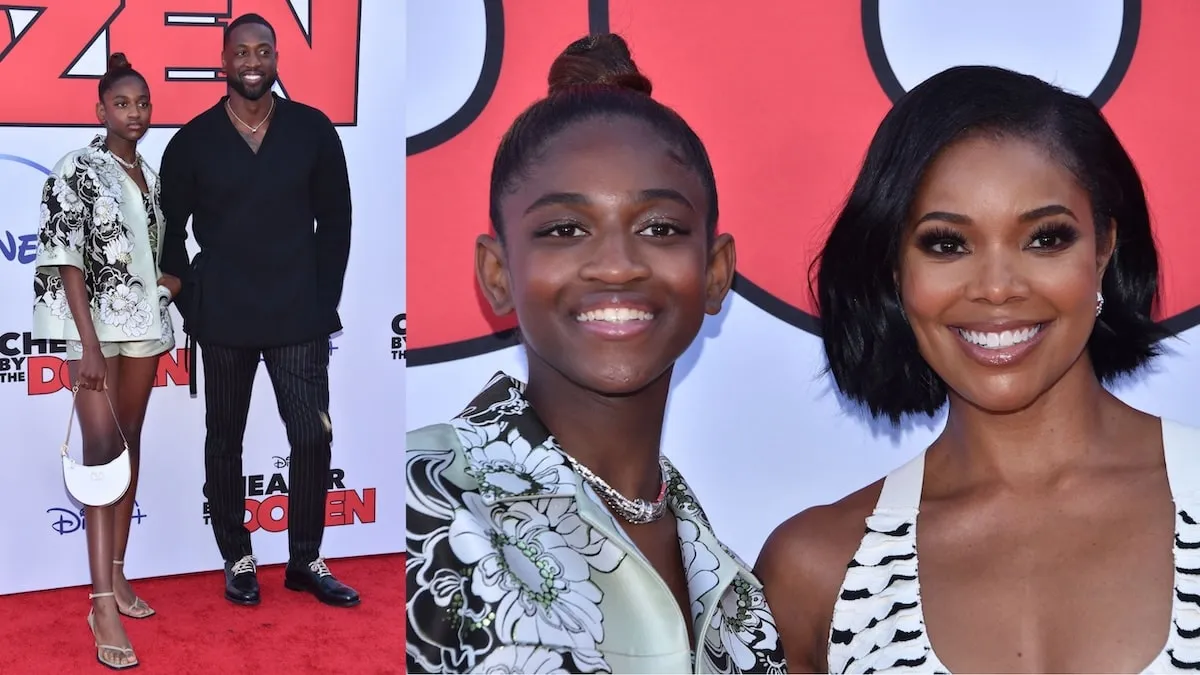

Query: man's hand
[157,273,182,300]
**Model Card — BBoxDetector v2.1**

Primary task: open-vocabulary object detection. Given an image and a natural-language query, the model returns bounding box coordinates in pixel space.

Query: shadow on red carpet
[0,553,403,674]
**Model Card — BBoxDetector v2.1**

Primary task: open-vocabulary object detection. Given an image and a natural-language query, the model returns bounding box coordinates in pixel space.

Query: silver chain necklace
[562,453,669,524]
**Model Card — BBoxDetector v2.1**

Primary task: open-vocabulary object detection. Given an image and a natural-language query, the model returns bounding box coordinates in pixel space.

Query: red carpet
[0,554,403,674]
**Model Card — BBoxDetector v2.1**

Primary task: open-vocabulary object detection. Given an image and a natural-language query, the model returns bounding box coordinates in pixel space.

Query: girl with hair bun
[32,50,180,670]
[405,34,786,674]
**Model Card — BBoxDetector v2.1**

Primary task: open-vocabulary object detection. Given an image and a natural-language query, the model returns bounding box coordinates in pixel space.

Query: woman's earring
[1095,290,1104,317]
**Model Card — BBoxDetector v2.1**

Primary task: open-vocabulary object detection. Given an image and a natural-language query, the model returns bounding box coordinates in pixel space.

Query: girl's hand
[77,344,107,391]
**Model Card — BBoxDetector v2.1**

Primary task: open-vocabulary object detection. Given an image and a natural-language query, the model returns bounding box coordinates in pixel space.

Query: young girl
[405,34,786,674]
[33,52,179,670]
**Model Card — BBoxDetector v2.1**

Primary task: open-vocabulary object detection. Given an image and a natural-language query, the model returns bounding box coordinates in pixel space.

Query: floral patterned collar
[88,134,145,168]
[448,372,761,586]
[89,134,124,160]
[85,135,155,192]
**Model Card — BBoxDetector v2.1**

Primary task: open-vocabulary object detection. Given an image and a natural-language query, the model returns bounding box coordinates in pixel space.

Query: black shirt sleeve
[158,128,195,298]
[312,115,353,317]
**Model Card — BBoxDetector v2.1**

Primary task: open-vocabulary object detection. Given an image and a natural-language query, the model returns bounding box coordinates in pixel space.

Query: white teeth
[957,325,1042,349]
[575,307,655,323]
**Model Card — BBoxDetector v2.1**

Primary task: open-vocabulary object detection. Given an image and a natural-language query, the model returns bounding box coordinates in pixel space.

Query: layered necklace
[562,452,670,524]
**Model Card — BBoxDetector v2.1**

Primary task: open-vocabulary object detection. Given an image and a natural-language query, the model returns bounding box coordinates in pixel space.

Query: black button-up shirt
[159,93,352,348]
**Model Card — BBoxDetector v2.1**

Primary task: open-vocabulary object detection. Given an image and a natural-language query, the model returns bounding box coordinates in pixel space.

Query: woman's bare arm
[756,491,881,673]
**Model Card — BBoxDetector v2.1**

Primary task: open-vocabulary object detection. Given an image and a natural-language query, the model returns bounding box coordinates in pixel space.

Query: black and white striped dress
[828,419,1200,674]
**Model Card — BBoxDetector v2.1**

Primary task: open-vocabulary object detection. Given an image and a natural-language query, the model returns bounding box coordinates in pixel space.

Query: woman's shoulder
[47,142,111,180]
[46,146,89,176]
[752,477,886,670]
[757,479,882,582]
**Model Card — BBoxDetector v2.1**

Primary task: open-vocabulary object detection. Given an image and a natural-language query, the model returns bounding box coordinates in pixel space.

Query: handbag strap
[61,383,130,457]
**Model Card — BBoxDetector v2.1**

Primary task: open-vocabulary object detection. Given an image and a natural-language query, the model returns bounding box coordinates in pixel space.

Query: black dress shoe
[224,555,260,606]
[284,557,360,607]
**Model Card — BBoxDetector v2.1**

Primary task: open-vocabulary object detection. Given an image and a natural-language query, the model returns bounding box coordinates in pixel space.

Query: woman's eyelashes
[1027,222,1080,250]
[916,226,968,256]
[915,221,1082,257]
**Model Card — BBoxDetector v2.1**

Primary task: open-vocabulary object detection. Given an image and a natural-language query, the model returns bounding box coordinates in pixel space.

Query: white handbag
[60,384,131,507]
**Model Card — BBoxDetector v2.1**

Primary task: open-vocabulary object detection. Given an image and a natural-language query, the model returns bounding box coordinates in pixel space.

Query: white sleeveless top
[828,419,1200,674]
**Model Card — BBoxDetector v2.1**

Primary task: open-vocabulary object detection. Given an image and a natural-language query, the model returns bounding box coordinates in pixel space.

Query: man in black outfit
[159,13,359,608]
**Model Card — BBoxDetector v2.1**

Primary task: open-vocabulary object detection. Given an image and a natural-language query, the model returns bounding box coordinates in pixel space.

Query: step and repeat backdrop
[0,0,404,595]
[406,0,1200,565]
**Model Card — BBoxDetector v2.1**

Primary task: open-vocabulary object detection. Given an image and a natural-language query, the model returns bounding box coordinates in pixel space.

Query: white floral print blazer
[33,135,172,344]
[406,373,788,674]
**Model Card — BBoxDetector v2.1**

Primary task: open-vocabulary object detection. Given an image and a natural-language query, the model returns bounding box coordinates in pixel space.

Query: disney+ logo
[48,501,147,534]
[0,154,50,265]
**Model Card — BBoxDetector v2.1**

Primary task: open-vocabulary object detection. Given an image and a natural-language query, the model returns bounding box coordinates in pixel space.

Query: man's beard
[227,71,278,101]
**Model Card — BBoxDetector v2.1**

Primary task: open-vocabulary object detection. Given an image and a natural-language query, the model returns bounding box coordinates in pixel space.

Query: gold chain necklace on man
[226,96,275,134]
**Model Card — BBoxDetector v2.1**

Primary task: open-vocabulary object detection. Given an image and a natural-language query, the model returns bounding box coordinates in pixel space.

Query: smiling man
[158,13,357,609]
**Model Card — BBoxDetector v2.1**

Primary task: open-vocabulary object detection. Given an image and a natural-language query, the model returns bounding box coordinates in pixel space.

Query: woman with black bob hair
[756,65,1200,673]
[405,34,786,674]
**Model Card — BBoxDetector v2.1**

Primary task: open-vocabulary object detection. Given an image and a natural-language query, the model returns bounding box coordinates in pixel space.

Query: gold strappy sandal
[87,592,139,670]
[112,561,156,618]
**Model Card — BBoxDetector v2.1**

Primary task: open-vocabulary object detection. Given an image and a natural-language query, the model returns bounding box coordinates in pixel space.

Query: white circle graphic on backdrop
[876,0,1126,97]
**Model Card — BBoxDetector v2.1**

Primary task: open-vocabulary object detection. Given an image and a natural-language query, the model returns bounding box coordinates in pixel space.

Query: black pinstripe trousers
[200,338,332,565]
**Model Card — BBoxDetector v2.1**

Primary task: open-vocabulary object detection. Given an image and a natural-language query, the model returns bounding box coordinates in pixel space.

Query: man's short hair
[224,13,276,46]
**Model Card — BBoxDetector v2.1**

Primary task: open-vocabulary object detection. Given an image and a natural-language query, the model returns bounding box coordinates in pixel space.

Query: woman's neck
[935,356,1132,488]
[104,134,136,166]
[524,357,673,503]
